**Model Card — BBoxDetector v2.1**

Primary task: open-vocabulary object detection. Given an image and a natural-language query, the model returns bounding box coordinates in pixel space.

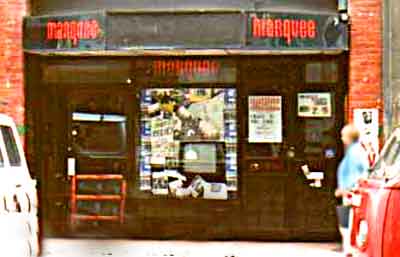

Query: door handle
[287,147,296,158]
[54,173,67,181]
[54,201,66,209]
[250,162,260,171]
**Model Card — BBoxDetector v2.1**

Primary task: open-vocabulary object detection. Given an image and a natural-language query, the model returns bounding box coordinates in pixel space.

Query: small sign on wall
[354,109,379,138]
[248,95,282,143]
[354,108,379,165]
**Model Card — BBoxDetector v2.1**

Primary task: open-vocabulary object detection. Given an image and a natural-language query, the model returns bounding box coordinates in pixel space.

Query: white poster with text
[248,96,282,143]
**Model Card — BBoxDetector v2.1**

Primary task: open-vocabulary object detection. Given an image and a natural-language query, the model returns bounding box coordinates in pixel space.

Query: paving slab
[41,239,343,257]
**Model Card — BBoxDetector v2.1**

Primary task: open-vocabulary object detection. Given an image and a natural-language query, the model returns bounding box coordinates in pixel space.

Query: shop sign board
[247,12,348,50]
[23,12,106,51]
[248,96,282,143]
[106,13,244,50]
[32,0,338,17]
[23,12,348,51]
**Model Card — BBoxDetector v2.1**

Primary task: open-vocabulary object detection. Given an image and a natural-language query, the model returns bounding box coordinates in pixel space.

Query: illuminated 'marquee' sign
[153,60,221,76]
[251,16,317,45]
[46,19,101,46]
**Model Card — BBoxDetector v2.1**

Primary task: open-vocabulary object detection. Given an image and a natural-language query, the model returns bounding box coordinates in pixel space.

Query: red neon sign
[252,17,317,45]
[153,60,221,77]
[46,19,100,46]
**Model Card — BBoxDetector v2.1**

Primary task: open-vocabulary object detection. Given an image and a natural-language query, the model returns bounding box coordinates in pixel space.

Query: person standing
[335,124,369,257]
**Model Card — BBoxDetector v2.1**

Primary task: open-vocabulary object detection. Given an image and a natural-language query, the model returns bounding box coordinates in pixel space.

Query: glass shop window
[297,92,337,160]
[305,61,338,84]
[139,88,237,200]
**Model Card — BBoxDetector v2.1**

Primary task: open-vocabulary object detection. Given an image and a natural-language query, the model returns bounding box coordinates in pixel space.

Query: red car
[350,129,400,257]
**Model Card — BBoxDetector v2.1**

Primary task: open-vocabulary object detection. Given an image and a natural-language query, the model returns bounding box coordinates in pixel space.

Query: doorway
[241,56,345,239]
[40,85,134,236]
[67,89,130,233]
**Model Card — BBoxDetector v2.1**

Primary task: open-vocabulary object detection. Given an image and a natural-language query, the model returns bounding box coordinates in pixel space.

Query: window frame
[370,129,400,180]
[0,125,22,167]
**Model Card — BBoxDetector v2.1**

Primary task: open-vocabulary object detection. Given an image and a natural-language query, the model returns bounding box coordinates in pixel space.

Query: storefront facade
[24,0,351,240]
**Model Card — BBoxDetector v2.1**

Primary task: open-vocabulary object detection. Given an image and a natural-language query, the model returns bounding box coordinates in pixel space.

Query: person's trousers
[339,206,354,256]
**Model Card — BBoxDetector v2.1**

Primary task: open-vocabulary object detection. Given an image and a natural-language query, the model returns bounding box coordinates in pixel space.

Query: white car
[0,115,39,257]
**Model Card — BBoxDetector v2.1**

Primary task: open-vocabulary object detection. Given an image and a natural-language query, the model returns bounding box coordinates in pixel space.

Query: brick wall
[0,0,27,138]
[348,0,383,126]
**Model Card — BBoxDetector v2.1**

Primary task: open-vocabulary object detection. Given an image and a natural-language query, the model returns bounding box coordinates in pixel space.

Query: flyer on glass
[248,95,282,143]
[298,92,332,118]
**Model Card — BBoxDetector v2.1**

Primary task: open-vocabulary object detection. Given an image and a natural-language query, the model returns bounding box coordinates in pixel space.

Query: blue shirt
[337,142,369,190]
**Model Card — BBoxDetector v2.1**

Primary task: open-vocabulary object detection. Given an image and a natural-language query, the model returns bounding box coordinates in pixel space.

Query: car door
[351,130,400,257]
[379,130,400,257]
[0,118,38,257]
[0,122,31,184]
[382,177,400,257]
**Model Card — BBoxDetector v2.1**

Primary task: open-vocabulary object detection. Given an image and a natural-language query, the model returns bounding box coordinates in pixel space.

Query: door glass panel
[71,112,127,157]
[296,92,336,160]
[1,126,21,167]
[68,93,128,174]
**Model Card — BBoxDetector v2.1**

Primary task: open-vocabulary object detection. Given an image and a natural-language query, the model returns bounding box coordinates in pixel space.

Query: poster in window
[248,96,282,143]
[298,92,332,118]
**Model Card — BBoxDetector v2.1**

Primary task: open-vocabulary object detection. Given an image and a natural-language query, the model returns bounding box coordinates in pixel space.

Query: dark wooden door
[240,58,293,238]
[39,84,70,236]
[285,85,342,239]
[240,57,344,240]
[67,88,134,234]
[42,85,135,236]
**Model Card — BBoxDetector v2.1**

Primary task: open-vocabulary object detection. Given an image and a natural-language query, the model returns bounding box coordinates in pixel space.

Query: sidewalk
[41,239,342,257]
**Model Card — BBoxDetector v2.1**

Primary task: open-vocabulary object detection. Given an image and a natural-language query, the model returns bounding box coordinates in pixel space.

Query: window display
[139,88,237,200]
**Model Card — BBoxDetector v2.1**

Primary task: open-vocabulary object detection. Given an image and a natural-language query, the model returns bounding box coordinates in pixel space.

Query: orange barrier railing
[70,174,127,225]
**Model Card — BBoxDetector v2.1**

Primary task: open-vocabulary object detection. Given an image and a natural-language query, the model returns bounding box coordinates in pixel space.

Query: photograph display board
[298,92,332,118]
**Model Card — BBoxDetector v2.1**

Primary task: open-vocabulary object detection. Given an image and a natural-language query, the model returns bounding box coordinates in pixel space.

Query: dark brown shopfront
[23,5,349,240]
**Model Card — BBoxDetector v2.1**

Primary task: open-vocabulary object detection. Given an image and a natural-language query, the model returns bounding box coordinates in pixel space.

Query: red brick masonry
[0,0,26,137]
[348,0,383,126]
